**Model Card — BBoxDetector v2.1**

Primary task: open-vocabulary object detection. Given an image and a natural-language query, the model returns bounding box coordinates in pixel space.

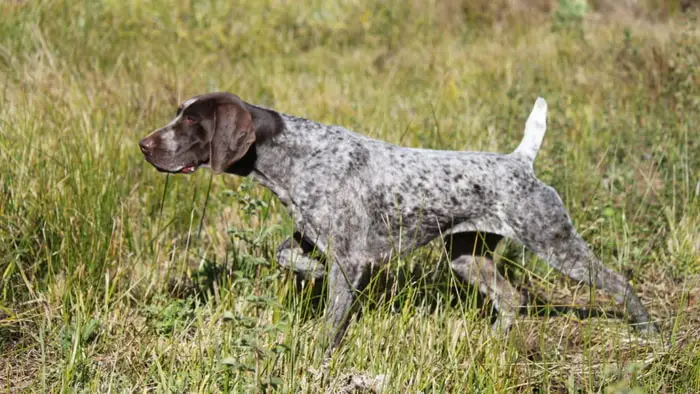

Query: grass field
[1,0,698,392]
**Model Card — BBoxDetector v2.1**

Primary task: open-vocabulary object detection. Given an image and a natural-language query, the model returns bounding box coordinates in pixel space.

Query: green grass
[1,0,698,392]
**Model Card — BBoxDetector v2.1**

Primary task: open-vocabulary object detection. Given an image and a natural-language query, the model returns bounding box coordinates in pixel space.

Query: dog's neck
[226,111,334,207]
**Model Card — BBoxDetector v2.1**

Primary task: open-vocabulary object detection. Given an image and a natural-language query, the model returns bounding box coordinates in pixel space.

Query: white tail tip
[514,97,548,164]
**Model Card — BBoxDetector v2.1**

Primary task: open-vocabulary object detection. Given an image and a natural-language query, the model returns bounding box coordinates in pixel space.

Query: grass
[0,0,698,392]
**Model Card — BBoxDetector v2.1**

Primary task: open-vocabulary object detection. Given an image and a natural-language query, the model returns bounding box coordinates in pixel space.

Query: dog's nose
[139,137,154,154]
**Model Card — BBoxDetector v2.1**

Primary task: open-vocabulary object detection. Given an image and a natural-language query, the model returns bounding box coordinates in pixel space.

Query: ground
[0,0,698,392]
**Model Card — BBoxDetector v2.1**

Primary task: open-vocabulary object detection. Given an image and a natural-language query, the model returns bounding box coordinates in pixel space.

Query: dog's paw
[635,321,661,337]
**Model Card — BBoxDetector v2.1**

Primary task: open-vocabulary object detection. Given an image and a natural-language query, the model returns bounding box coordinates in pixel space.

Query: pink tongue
[181,166,195,173]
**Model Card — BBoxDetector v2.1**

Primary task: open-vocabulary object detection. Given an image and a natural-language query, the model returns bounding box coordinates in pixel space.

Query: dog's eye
[184,115,198,125]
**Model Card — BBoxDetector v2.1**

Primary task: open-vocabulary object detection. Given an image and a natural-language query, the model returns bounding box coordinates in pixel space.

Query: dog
[139,92,657,352]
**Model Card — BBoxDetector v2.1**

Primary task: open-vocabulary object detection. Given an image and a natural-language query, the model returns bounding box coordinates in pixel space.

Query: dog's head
[139,92,281,174]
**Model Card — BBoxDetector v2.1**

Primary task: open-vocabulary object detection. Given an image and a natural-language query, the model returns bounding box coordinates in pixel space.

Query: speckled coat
[139,92,657,353]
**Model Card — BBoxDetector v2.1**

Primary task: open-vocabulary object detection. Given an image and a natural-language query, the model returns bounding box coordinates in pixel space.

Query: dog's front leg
[276,235,326,280]
[324,260,365,357]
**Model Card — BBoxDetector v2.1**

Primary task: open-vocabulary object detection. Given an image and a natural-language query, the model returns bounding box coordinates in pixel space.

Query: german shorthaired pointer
[139,92,657,352]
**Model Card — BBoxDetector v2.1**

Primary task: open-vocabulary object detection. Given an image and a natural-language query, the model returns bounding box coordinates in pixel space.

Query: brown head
[139,92,282,175]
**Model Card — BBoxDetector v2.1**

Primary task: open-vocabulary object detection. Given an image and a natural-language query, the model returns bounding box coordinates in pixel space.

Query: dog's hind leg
[446,232,525,333]
[511,185,657,334]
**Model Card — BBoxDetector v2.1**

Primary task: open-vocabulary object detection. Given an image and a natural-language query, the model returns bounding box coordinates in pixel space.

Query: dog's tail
[512,97,547,166]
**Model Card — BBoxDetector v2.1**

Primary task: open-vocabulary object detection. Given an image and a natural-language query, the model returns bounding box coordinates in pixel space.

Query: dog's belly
[363,196,486,258]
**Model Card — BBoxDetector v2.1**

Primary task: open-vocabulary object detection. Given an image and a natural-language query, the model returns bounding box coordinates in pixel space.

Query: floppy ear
[210,102,256,173]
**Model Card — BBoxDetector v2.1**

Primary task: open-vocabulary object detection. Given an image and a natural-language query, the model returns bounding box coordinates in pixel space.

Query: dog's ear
[210,101,256,173]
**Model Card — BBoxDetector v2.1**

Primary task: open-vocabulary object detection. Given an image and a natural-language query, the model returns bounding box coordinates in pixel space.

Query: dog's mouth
[148,159,208,175]
[179,165,197,174]
[168,161,208,174]
[141,147,210,174]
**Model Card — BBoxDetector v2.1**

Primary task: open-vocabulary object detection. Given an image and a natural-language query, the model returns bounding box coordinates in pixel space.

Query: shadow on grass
[522,290,626,320]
